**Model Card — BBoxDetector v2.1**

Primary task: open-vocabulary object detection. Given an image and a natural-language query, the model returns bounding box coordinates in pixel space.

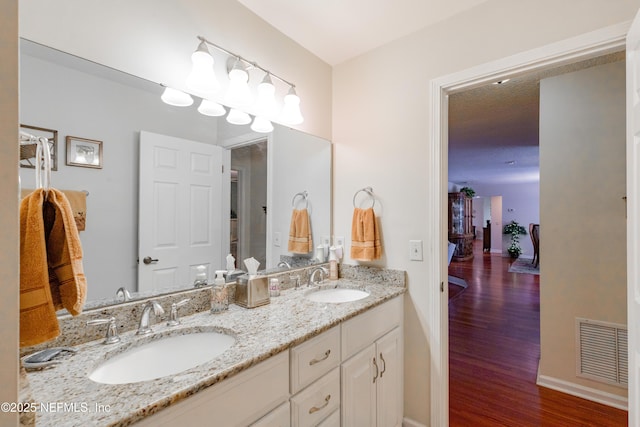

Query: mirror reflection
[19,39,331,309]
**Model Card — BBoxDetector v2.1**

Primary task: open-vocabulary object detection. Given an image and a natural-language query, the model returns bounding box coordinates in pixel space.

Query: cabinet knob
[373,357,379,383]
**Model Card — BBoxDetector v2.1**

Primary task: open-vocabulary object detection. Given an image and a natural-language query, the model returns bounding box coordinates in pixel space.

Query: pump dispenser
[329,246,338,280]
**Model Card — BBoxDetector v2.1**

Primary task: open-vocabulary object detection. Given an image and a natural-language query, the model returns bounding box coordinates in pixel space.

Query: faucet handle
[87,317,120,344]
[167,299,190,326]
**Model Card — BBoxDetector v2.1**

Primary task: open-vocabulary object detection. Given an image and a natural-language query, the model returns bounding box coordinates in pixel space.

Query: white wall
[539,60,627,398]
[332,1,637,423]
[472,182,540,257]
[20,52,221,301]
[269,127,332,267]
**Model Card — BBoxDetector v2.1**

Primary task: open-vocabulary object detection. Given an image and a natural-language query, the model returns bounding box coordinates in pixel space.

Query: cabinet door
[341,343,376,426]
[376,327,403,427]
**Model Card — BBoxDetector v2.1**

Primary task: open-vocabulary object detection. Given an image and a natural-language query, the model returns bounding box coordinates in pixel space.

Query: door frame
[428,21,630,426]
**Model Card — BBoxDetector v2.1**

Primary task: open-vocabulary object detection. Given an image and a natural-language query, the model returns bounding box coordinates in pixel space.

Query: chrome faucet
[115,286,131,302]
[167,299,190,326]
[137,300,165,335]
[308,266,329,287]
[87,316,120,344]
[277,261,291,269]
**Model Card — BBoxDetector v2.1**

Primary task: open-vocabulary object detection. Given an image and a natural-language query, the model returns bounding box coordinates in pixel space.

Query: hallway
[448,242,628,426]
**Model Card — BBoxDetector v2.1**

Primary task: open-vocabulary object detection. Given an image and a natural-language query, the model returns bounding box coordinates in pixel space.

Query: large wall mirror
[19,39,331,309]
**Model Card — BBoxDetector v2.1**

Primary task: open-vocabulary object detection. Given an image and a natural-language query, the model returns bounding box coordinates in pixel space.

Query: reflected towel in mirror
[288,208,313,254]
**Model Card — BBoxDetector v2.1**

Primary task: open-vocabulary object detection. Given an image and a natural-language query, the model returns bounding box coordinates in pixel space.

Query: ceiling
[236,1,624,189]
[236,0,490,66]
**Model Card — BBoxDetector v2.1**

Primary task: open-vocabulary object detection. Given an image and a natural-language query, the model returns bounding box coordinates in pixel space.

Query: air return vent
[576,318,627,387]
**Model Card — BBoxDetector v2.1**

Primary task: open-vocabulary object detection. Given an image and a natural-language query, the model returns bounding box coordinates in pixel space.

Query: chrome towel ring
[292,190,309,209]
[353,187,375,208]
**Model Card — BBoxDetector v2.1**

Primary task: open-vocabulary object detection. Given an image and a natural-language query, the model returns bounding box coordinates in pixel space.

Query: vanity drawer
[251,401,290,427]
[317,409,340,427]
[341,296,402,360]
[290,367,340,427]
[290,326,340,394]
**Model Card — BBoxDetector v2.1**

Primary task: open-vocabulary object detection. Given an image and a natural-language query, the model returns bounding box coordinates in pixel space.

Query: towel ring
[353,187,375,209]
[292,191,309,209]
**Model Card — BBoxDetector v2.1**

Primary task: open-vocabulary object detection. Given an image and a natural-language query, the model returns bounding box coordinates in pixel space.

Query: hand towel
[44,189,87,316]
[350,207,382,261]
[21,189,87,231]
[288,208,313,254]
[19,189,60,347]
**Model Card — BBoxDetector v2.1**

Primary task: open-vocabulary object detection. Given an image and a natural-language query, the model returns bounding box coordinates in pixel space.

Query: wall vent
[576,318,627,388]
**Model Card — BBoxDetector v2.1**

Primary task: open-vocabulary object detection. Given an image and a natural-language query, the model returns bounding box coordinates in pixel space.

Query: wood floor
[448,241,628,426]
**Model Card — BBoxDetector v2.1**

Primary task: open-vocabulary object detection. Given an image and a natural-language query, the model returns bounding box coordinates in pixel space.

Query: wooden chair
[529,223,540,268]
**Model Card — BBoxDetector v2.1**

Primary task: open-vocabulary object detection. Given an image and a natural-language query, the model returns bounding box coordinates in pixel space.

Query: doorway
[429,24,629,426]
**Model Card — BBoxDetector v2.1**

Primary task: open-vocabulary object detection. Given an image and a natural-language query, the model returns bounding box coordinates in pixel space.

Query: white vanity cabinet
[136,351,289,427]
[341,297,403,427]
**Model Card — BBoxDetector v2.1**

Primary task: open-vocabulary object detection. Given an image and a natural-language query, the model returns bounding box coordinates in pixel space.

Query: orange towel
[21,189,87,231]
[44,189,87,316]
[19,189,60,347]
[350,207,382,261]
[288,208,313,254]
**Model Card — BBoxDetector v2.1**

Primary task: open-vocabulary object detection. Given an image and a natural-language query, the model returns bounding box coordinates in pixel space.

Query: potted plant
[503,220,527,258]
[460,186,475,198]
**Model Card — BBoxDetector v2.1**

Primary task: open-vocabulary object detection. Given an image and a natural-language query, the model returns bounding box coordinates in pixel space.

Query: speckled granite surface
[22,274,405,427]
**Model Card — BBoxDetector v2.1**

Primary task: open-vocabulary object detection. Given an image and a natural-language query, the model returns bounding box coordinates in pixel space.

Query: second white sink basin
[306,287,370,303]
[89,331,235,384]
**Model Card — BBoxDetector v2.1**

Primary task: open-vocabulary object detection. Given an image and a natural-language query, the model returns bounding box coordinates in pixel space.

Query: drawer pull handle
[373,357,379,383]
[309,349,331,366]
[379,353,386,378]
[309,394,331,414]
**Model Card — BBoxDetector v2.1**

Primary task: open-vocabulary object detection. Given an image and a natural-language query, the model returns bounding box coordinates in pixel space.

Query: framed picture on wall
[66,136,103,169]
[19,124,58,171]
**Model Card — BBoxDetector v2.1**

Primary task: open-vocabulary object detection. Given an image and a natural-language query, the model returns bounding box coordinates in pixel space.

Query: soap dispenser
[329,246,338,280]
[211,270,229,313]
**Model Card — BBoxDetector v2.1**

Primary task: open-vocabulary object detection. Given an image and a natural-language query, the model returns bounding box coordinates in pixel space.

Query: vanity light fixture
[280,87,304,125]
[161,86,194,107]
[197,99,226,117]
[225,58,253,108]
[185,35,304,127]
[254,73,278,118]
[186,40,220,96]
[251,116,274,133]
[226,108,252,125]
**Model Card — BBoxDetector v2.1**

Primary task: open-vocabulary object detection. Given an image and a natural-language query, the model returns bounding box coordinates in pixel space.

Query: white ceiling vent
[576,318,627,388]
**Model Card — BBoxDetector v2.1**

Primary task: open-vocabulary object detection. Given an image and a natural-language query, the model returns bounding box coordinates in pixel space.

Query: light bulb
[161,87,193,107]
[225,59,253,108]
[254,74,277,118]
[186,41,220,96]
[251,116,274,133]
[198,99,226,117]
[226,108,251,125]
[280,86,303,125]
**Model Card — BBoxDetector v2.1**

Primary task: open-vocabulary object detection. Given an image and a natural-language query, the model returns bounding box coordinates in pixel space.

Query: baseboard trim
[403,417,427,427]
[536,373,628,411]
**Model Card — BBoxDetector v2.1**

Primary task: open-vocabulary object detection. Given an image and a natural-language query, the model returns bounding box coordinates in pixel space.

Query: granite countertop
[23,278,405,427]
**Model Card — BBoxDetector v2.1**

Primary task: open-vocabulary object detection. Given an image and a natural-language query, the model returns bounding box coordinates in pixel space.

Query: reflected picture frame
[66,136,103,169]
[20,124,58,171]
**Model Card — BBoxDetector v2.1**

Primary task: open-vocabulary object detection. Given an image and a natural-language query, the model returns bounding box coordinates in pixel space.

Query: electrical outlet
[409,240,423,261]
[334,236,345,247]
[274,232,281,247]
[322,236,330,247]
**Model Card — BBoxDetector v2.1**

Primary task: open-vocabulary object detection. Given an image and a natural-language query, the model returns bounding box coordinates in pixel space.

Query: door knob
[143,256,159,265]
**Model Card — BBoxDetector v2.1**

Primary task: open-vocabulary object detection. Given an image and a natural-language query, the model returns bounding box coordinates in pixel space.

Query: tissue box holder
[235,274,270,308]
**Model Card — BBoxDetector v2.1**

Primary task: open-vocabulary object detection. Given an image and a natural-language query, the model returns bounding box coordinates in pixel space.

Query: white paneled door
[627,8,640,425]
[138,131,224,293]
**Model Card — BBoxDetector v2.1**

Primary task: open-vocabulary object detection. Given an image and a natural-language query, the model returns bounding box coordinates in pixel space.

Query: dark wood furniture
[529,223,540,268]
[448,192,474,261]
[483,221,491,253]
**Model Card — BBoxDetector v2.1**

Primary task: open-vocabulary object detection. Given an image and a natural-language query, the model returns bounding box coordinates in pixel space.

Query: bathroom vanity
[21,272,405,426]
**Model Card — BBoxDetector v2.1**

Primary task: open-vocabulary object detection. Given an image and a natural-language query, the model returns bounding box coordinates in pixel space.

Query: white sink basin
[306,287,370,303]
[89,331,235,384]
